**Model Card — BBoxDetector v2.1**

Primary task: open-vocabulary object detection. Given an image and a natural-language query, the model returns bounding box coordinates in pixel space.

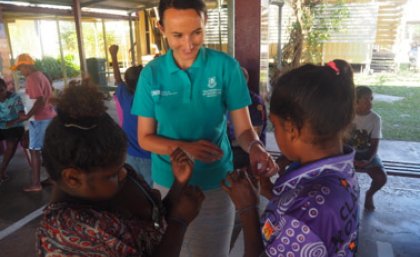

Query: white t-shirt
[350,111,382,160]
[353,111,382,139]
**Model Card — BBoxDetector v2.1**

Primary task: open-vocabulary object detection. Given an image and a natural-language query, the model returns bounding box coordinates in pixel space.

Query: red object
[327,61,340,75]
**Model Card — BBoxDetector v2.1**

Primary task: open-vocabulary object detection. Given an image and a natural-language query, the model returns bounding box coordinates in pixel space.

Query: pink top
[113,94,124,126]
[25,71,56,120]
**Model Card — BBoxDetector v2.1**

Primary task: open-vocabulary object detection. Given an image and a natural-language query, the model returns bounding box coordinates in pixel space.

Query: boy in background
[349,86,387,211]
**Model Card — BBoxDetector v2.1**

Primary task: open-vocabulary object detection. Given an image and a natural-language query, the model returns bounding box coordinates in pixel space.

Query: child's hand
[354,160,369,168]
[19,113,28,121]
[221,169,259,210]
[109,45,119,56]
[171,147,194,185]
[259,175,274,200]
[169,185,205,224]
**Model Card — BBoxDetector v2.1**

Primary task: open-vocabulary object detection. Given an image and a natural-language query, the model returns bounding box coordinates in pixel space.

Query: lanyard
[128,175,162,229]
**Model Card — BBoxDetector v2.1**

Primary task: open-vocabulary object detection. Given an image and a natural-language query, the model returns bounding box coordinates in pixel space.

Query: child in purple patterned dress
[222,60,360,257]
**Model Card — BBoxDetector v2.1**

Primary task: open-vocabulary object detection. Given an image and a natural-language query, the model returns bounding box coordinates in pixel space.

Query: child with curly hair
[36,80,204,257]
[223,60,360,257]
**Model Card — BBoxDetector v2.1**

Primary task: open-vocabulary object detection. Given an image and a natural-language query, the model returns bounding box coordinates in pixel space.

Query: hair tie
[64,123,97,130]
[327,61,340,75]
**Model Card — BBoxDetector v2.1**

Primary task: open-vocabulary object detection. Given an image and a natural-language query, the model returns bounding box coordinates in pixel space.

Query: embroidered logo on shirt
[151,90,160,96]
[151,90,178,97]
[202,89,221,97]
[207,76,217,88]
[262,219,276,241]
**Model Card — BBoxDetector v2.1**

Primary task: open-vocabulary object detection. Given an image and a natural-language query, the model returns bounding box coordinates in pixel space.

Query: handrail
[267,151,420,179]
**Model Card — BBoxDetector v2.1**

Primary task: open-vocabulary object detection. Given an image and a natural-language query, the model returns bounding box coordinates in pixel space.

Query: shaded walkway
[0,100,419,257]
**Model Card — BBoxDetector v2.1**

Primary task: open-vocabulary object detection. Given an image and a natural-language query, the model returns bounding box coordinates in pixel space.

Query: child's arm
[153,185,204,257]
[367,138,379,161]
[6,110,24,127]
[222,170,264,257]
[109,45,123,85]
[154,148,205,257]
[162,147,194,214]
[355,138,380,168]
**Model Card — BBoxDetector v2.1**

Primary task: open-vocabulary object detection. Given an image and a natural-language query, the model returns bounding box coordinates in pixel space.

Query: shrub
[34,56,80,81]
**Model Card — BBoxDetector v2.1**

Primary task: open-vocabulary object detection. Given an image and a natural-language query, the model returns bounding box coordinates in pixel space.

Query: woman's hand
[169,185,205,224]
[171,147,194,185]
[221,169,259,210]
[181,140,223,163]
[249,143,279,177]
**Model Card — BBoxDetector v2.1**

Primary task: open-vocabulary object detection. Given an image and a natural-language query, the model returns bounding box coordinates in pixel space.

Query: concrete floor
[0,100,419,256]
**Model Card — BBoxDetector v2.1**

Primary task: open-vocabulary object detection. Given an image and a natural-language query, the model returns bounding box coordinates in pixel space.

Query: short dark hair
[355,86,372,101]
[43,79,127,181]
[270,60,355,145]
[158,0,207,26]
[124,65,143,94]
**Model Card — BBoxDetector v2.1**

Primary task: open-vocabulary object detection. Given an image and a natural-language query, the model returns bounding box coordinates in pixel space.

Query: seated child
[0,78,25,183]
[348,86,387,211]
[222,60,360,257]
[36,80,204,257]
[109,44,152,186]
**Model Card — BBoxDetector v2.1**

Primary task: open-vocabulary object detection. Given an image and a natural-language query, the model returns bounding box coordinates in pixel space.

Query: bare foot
[364,191,375,211]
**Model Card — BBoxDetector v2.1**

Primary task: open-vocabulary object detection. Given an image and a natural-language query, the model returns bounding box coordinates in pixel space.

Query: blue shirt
[132,47,251,190]
[0,92,24,129]
[115,84,150,159]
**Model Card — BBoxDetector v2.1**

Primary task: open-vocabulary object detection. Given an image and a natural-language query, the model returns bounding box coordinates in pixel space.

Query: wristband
[236,205,258,216]
[247,139,264,153]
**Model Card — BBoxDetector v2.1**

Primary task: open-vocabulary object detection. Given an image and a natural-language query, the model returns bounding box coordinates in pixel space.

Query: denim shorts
[125,155,152,186]
[29,119,52,150]
[365,155,384,170]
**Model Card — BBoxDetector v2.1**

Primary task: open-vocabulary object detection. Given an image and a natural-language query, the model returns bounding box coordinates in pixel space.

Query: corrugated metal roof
[1,0,218,11]
[2,0,157,10]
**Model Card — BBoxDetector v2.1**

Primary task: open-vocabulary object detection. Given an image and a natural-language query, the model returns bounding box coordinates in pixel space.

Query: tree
[282,0,348,69]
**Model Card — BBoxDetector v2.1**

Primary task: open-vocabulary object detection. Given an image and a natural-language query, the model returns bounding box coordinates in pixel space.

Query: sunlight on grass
[354,72,420,142]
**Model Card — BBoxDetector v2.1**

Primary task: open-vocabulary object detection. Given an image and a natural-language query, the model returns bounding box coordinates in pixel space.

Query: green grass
[368,85,420,141]
[265,71,420,142]
[355,72,420,142]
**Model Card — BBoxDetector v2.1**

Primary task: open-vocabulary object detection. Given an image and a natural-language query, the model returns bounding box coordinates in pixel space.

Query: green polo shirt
[132,47,251,190]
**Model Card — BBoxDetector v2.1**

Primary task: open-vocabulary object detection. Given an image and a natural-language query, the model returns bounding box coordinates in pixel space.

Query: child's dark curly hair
[270,59,355,146]
[42,79,127,181]
[124,65,142,94]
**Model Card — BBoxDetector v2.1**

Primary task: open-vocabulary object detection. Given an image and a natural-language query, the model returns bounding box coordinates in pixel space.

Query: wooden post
[234,0,261,93]
[73,0,87,77]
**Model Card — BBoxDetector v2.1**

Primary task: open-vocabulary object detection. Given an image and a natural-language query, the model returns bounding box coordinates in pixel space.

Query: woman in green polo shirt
[132,0,278,256]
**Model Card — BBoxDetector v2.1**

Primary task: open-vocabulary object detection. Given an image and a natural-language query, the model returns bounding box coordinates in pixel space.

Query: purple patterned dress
[261,146,359,257]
